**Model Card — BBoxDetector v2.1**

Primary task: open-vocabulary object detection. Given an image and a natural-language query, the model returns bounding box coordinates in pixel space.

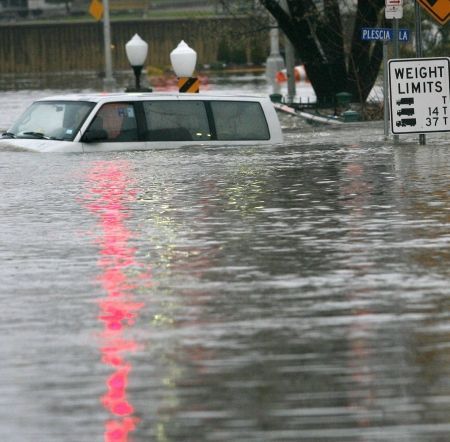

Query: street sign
[397,29,409,41]
[385,5,403,19]
[417,0,450,25]
[361,28,409,41]
[361,28,393,41]
[385,0,403,18]
[388,57,450,134]
[89,0,104,21]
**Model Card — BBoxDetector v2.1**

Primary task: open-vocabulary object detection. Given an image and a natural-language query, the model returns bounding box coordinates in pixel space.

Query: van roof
[37,92,270,104]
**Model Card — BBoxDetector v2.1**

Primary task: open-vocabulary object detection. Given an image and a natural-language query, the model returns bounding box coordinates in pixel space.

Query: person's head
[98,104,125,139]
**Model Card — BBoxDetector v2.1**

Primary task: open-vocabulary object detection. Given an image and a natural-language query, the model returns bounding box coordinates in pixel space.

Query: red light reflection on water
[84,161,148,442]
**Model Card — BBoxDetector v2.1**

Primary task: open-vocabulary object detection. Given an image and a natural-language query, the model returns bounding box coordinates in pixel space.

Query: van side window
[210,101,270,141]
[90,103,138,142]
[143,101,210,141]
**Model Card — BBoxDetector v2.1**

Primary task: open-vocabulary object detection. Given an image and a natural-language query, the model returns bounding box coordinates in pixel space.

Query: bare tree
[220,0,386,104]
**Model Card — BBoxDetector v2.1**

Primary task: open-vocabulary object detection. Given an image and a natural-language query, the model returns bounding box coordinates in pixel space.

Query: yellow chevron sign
[178,77,200,93]
[417,0,449,25]
[89,0,104,21]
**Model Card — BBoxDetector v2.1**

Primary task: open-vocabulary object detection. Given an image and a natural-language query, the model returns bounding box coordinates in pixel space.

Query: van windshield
[9,101,95,141]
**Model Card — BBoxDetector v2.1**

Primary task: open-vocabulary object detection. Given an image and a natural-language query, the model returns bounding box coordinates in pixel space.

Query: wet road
[1,79,450,441]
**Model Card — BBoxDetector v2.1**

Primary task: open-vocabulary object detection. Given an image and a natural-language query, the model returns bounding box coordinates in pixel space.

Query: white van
[0,92,283,152]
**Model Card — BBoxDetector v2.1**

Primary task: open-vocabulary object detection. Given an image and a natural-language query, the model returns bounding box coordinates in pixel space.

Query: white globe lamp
[125,34,149,91]
[170,40,197,78]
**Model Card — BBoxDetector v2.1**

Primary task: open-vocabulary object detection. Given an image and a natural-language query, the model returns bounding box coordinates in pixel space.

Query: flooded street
[1,75,450,441]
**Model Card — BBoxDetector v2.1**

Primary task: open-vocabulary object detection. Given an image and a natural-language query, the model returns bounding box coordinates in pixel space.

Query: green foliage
[398,5,450,57]
[217,39,247,64]
[250,41,266,64]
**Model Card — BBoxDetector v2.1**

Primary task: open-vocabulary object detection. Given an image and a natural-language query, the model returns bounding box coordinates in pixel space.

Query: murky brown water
[1,75,450,441]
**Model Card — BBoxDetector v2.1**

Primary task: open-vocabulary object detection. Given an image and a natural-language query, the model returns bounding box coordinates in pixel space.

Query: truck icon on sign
[397,97,414,106]
[396,118,417,127]
[397,107,415,116]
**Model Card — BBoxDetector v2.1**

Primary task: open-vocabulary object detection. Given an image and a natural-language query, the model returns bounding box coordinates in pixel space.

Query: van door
[142,100,211,144]
[81,102,147,152]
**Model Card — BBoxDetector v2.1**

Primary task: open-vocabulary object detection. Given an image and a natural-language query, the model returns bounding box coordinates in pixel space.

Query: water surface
[1,81,450,442]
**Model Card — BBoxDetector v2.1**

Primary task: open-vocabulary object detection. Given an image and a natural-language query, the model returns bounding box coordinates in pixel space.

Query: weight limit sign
[388,57,450,134]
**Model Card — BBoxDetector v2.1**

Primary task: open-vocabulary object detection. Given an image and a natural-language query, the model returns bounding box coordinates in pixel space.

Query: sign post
[388,57,450,138]
[383,42,390,139]
[361,25,409,140]
[102,0,115,91]
[385,0,403,142]
[414,1,425,144]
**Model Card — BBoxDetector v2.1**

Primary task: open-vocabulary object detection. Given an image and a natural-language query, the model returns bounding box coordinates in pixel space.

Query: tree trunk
[347,0,385,102]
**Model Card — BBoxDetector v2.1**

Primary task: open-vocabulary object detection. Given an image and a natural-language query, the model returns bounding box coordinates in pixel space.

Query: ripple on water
[0,92,449,441]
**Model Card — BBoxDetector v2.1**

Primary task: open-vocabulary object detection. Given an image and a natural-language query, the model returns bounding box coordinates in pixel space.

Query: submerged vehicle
[0,92,283,152]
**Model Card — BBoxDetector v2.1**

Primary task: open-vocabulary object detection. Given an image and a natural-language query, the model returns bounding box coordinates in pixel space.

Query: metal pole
[393,19,399,59]
[383,41,389,139]
[415,0,426,145]
[393,18,400,143]
[265,22,284,96]
[284,36,296,105]
[102,0,115,91]
[132,66,142,90]
[280,0,296,105]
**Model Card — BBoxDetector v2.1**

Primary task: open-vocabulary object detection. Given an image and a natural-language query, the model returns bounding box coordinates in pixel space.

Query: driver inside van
[92,103,138,141]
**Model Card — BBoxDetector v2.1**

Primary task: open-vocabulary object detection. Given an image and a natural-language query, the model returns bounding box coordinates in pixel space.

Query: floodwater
[1,74,450,442]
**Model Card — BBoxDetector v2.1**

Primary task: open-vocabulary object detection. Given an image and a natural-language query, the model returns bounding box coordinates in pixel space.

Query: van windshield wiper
[1,132,16,138]
[21,131,51,139]
[20,131,64,140]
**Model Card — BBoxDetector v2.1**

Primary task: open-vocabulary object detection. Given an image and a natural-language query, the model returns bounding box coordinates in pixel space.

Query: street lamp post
[170,40,200,93]
[125,34,152,92]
